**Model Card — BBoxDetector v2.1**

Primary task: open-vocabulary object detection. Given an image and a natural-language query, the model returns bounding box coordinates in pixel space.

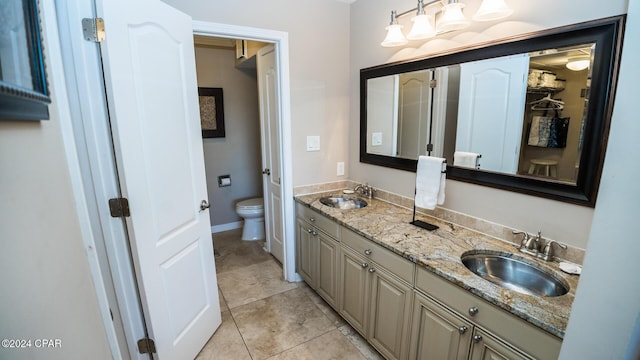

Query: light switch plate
[306,135,320,151]
[372,132,383,146]
[337,162,345,176]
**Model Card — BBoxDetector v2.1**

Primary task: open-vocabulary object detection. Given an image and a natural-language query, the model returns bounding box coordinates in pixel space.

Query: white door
[95,0,221,358]
[257,45,285,263]
[397,71,432,158]
[456,54,529,173]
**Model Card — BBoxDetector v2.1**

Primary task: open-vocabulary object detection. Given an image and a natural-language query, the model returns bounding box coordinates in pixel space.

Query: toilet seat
[236,197,263,210]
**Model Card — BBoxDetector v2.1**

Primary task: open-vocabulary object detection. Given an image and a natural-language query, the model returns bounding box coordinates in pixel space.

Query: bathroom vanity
[295,193,578,360]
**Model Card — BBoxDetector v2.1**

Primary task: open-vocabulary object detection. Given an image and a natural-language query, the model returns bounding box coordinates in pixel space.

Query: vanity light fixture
[381,11,409,47]
[407,0,437,40]
[438,0,470,32]
[381,0,513,48]
[566,57,591,71]
[472,0,513,21]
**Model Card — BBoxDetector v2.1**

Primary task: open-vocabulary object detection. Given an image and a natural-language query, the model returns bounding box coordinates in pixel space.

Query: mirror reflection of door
[396,71,432,159]
[455,54,530,174]
[366,70,434,160]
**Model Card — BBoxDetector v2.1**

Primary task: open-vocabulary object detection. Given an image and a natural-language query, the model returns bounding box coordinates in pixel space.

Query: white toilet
[235,197,265,241]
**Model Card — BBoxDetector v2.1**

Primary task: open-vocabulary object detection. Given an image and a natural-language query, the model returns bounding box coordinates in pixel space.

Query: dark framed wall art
[198,87,225,138]
[0,0,51,121]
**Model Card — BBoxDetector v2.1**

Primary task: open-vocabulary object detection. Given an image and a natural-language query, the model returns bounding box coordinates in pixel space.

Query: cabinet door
[409,292,472,360]
[316,232,339,308]
[469,328,531,360]
[339,246,370,335]
[368,266,413,360]
[296,218,315,287]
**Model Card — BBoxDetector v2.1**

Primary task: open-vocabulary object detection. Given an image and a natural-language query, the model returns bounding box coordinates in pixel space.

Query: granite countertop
[294,191,580,339]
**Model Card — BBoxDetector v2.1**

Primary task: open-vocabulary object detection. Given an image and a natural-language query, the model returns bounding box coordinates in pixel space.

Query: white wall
[560,0,640,357]
[0,5,112,359]
[162,0,351,188]
[349,0,628,250]
[195,46,263,227]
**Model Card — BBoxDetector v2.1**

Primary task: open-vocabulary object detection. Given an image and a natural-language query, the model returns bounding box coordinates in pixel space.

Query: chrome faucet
[524,231,543,254]
[354,183,375,199]
[512,230,567,262]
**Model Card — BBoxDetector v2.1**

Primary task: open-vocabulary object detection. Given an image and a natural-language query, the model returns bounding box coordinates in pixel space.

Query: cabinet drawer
[296,203,339,238]
[342,227,415,285]
[415,266,561,360]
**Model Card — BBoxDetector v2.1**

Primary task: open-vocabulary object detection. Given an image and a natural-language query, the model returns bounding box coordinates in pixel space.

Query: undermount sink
[461,251,569,297]
[319,195,368,210]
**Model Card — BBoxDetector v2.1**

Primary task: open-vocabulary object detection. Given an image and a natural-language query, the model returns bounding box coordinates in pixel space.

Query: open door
[95,0,221,358]
[257,45,285,264]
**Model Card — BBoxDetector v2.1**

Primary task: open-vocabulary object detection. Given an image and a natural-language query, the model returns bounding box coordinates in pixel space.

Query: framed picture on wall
[0,0,51,121]
[198,87,225,138]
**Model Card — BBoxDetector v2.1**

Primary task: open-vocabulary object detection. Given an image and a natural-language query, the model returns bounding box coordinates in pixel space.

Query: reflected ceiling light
[381,11,408,47]
[472,0,513,21]
[438,0,470,33]
[407,0,437,40]
[382,0,513,47]
[566,57,590,71]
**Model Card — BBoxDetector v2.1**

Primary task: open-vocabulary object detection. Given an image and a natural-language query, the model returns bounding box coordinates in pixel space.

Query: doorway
[191,24,293,270]
[56,0,297,357]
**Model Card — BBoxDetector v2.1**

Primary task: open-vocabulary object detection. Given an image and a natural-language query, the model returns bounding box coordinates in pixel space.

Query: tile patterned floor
[196,229,383,360]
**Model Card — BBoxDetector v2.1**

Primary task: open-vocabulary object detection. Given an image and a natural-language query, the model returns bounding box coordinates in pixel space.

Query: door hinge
[429,79,437,88]
[137,338,156,354]
[82,18,105,43]
[109,198,130,218]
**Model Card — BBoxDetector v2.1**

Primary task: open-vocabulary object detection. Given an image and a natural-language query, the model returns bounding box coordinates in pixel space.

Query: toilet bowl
[235,197,265,241]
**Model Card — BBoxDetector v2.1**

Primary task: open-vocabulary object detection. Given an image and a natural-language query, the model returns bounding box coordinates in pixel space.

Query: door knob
[200,200,210,211]
[468,307,479,316]
[458,326,468,334]
[361,263,369,268]
[262,168,271,176]
[473,335,483,343]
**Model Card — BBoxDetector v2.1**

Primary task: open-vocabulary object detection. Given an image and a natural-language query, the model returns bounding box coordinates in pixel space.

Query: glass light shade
[472,0,513,21]
[381,24,408,47]
[407,14,436,40]
[438,2,470,33]
[566,58,590,71]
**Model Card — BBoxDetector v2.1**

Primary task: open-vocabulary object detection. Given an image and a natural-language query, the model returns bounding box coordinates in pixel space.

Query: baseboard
[211,221,243,234]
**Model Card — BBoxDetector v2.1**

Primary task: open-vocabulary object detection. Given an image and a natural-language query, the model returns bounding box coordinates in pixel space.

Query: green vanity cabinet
[414,266,561,360]
[295,204,340,308]
[294,201,562,360]
[468,327,530,360]
[338,245,370,335]
[409,292,473,360]
[340,227,415,360]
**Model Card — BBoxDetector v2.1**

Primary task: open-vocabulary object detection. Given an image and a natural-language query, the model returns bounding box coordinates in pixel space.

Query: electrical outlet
[337,162,345,176]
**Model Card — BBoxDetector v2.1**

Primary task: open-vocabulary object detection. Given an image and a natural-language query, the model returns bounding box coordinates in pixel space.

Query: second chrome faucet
[354,183,376,199]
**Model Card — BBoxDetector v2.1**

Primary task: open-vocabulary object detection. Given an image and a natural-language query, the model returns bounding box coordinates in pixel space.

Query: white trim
[193,21,300,282]
[42,1,121,358]
[211,221,244,233]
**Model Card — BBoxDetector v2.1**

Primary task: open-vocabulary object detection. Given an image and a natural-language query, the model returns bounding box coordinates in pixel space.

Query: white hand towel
[415,156,446,210]
[453,151,480,169]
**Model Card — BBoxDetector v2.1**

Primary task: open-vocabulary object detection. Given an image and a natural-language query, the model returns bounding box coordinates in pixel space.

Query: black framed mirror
[360,16,625,207]
[0,0,50,121]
